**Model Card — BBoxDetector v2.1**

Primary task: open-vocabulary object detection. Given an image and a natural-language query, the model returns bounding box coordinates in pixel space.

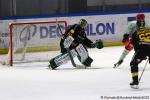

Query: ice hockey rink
[0,46,150,100]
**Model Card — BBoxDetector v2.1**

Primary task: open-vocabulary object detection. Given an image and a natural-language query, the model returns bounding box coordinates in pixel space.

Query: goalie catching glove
[92,39,103,49]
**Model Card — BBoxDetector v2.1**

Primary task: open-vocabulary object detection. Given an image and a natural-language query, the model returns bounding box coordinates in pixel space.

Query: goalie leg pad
[49,54,68,69]
[49,58,58,70]
[49,49,78,69]
[76,44,88,63]
[82,56,93,67]
[75,44,93,66]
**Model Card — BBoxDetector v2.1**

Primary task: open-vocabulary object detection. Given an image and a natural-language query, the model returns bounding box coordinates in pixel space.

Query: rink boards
[1,12,150,54]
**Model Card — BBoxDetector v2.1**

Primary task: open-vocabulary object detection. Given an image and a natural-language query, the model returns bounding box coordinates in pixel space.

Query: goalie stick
[56,20,76,67]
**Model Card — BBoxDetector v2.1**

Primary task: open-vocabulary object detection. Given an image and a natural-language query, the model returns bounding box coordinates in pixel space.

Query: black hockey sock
[131,65,139,84]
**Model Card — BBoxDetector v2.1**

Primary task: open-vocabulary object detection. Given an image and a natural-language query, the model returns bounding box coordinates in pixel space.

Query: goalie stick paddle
[56,20,76,67]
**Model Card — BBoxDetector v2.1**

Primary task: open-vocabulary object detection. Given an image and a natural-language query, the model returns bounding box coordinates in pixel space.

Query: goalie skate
[76,65,86,69]
[75,64,92,69]
[130,85,139,89]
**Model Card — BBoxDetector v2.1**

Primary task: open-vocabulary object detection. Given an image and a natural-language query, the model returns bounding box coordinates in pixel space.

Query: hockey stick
[139,58,149,82]
[56,19,76,67]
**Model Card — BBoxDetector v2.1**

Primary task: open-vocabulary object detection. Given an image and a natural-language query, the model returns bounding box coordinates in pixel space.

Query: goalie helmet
[79,19,87,29]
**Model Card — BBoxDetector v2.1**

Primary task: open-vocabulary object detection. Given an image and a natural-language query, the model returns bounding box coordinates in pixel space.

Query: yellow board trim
[104,42,123,47]
[0,42,123,54]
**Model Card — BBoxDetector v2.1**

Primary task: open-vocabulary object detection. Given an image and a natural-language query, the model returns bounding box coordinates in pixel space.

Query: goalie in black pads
[129,14,150,89]
[48,19,103,70]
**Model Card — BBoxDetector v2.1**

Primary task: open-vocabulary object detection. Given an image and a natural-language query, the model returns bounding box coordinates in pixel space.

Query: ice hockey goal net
[5,20,67,66]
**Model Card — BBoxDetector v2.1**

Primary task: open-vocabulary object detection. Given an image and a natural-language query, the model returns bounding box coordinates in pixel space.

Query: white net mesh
[1,21,67,66]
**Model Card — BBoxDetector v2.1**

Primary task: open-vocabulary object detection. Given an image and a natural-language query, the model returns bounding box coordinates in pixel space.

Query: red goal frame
[9,21,67,66]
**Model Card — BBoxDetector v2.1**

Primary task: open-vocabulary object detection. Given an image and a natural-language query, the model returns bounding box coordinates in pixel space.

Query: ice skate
[130,81,139,89]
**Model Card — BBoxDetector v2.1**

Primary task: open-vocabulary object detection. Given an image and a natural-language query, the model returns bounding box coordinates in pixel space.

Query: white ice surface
[0,46,150,100]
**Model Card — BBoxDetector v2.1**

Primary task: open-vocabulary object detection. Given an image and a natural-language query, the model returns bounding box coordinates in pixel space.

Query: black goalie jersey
[60,24,93,53]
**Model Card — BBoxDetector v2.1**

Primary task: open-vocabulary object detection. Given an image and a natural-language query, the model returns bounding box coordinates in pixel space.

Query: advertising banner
[0,12,150,51]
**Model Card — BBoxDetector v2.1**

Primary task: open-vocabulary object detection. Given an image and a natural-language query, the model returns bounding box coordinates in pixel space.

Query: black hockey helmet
[79,19,88,29]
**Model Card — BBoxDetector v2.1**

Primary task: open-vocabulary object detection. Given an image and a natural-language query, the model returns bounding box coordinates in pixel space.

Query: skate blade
[130,85,139,89]
[76,65,86,69]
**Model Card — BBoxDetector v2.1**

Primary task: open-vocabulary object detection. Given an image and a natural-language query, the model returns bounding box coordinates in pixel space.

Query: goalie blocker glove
[92,39,103,49]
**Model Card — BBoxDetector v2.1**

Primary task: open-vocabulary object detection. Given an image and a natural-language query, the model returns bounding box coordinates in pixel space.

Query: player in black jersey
[130,14,150,89]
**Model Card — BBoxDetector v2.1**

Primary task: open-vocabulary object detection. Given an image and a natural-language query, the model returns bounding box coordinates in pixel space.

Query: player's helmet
[136,14,145,29]
[79,19,87,29]
[136,13,145,20]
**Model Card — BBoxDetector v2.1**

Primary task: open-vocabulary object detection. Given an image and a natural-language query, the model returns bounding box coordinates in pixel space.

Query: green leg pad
[49,58,58,70]
[82,57,93,66]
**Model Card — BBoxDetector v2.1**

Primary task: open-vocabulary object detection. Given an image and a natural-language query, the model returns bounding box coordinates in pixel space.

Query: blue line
[0,10,150,20]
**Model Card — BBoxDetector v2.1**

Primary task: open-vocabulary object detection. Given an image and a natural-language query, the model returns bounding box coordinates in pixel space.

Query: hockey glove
[113,60,123,68]
[95,39,103,49]
[122,34,129,44]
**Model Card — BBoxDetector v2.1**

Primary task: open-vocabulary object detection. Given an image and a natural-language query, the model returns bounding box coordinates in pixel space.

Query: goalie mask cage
[8,20,67,66]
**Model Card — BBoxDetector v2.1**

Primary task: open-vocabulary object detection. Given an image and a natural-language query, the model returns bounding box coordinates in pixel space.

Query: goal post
[7,20,67,66]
